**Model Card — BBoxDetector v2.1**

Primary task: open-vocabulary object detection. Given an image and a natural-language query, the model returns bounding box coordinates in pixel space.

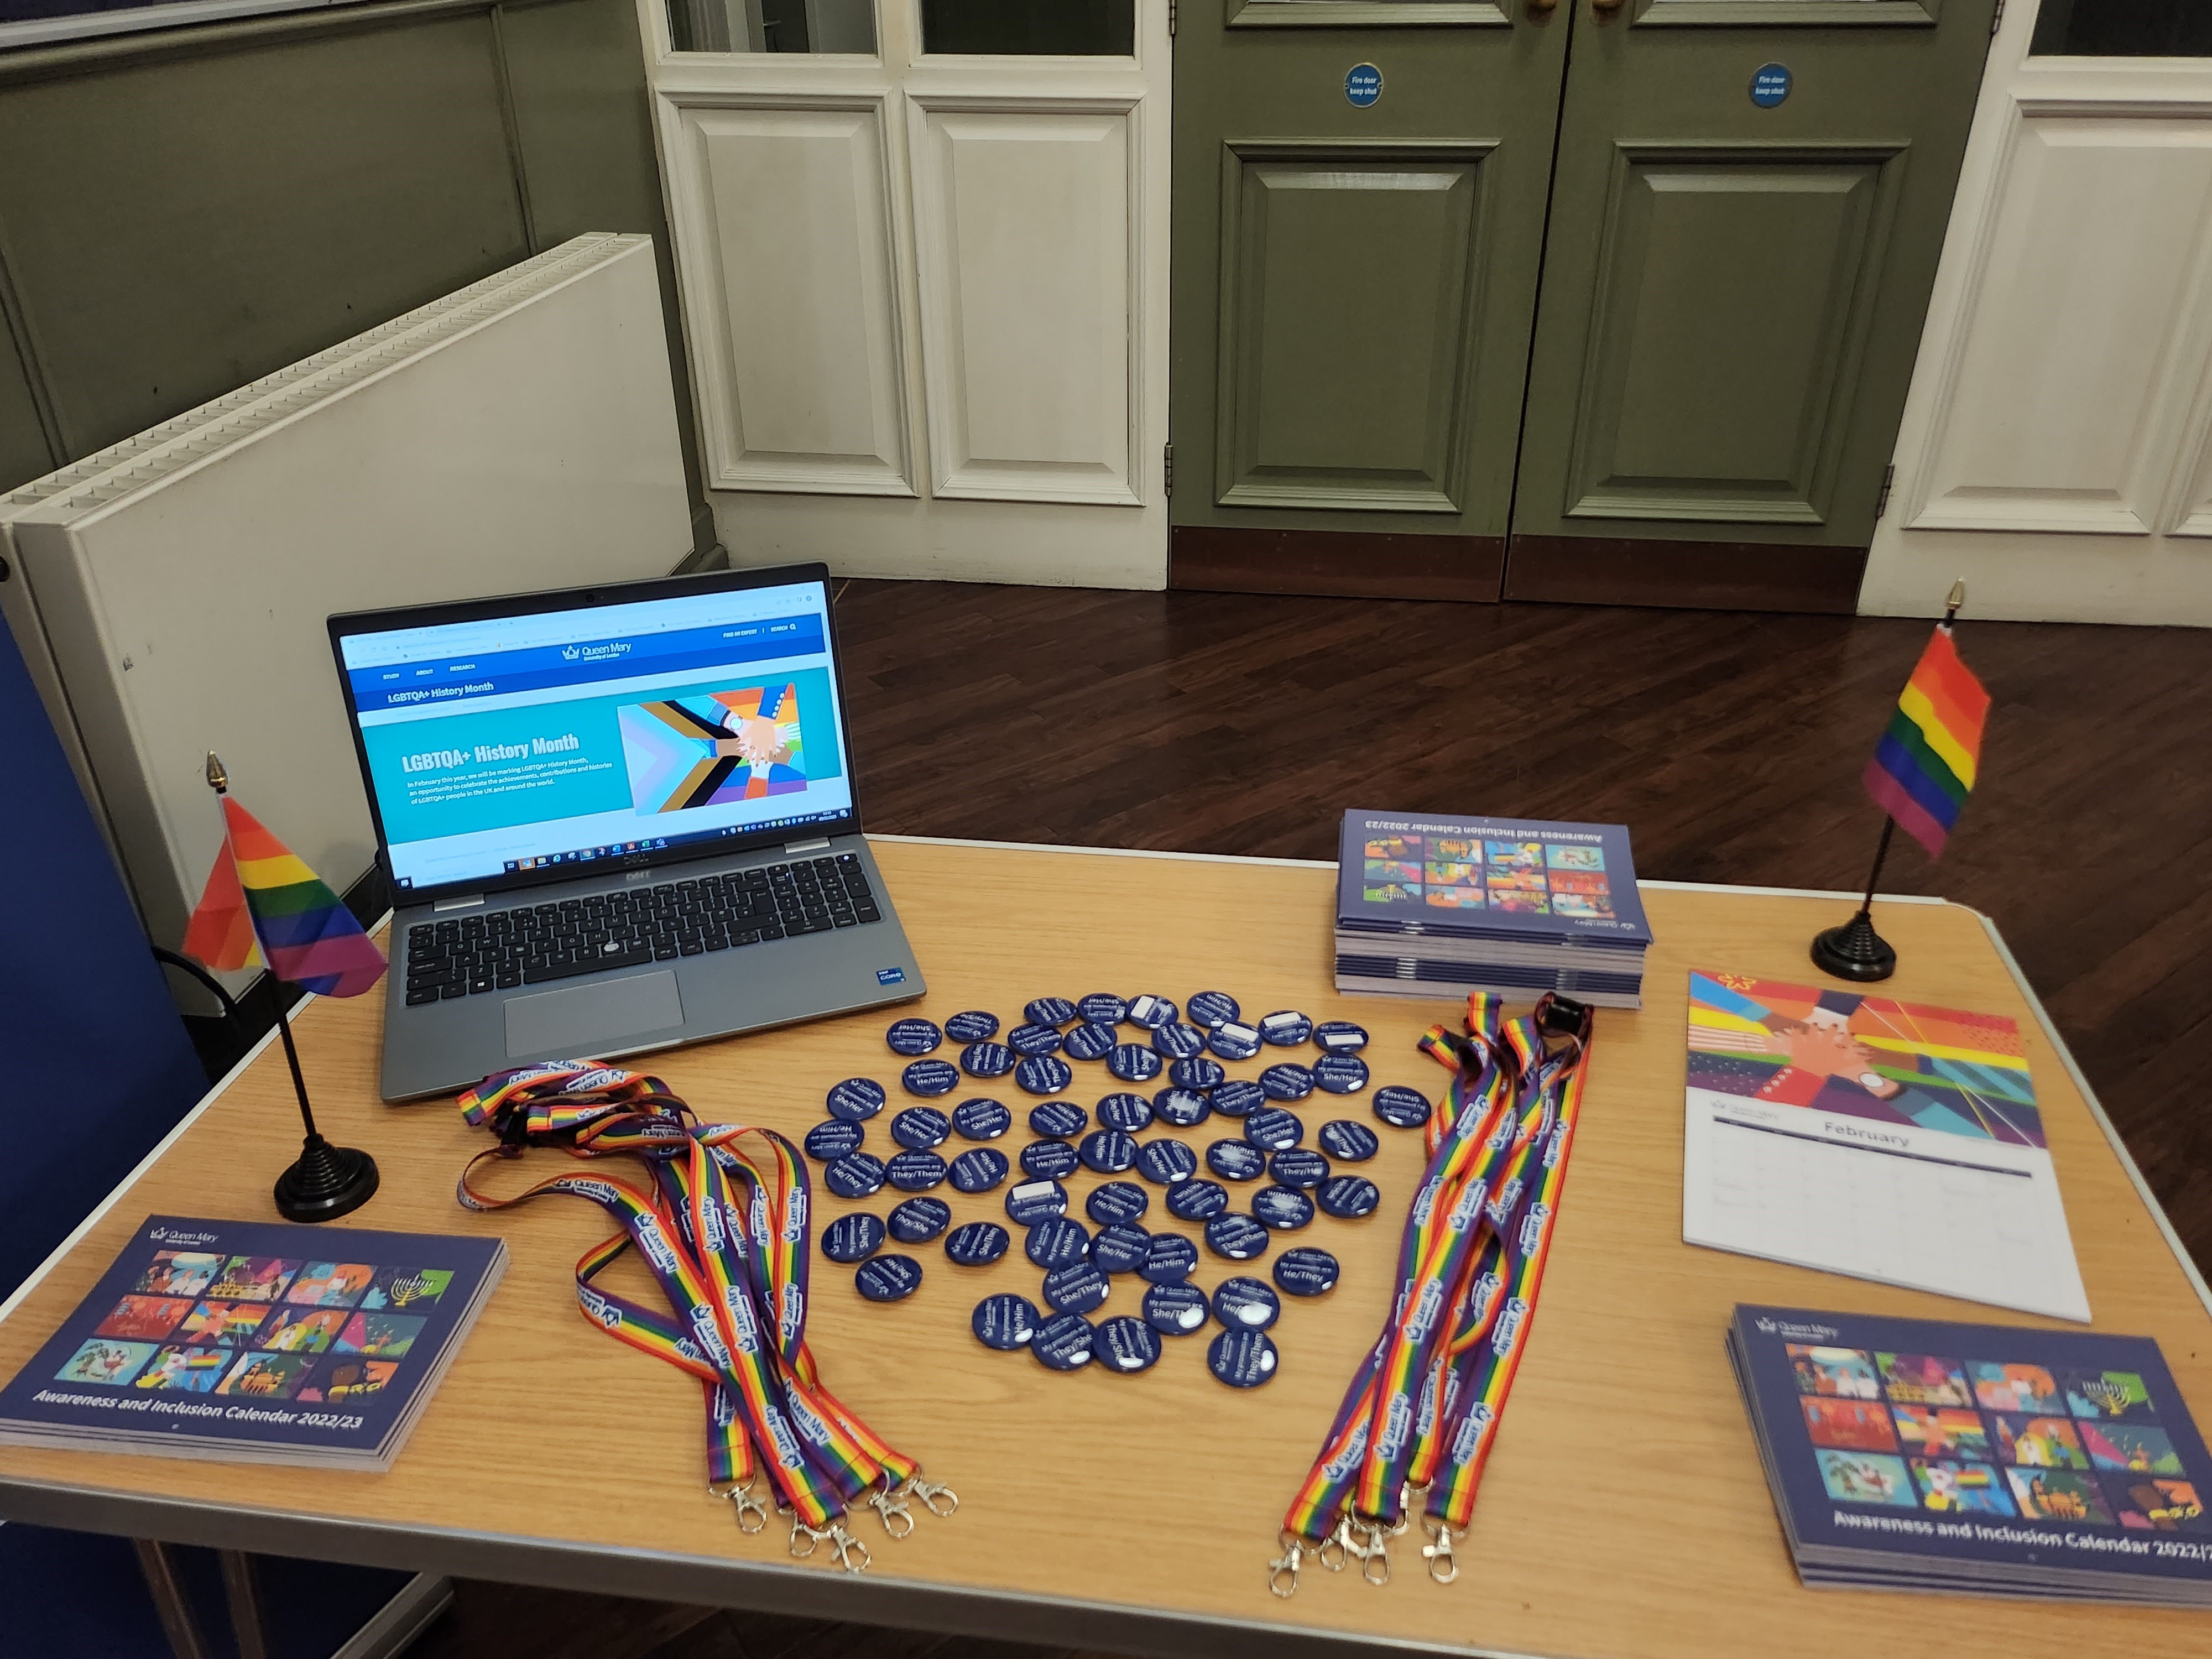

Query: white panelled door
[637,0,1168,588]
[1861,0,2212,625]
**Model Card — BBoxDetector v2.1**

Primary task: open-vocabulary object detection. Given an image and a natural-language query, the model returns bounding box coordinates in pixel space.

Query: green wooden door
[1505,0,1999,609]
[1168,3,1572,601]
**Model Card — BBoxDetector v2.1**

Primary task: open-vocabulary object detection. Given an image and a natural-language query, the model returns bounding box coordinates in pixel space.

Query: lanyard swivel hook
[789,1516,873,1572]
[1421,1519,1459,1585]
[902,1473,959,1516]
[1339,1514,1396,1586]
[711,1477,769,1535]
[1267,1532,1304,1599]
[866,1477,915,1538]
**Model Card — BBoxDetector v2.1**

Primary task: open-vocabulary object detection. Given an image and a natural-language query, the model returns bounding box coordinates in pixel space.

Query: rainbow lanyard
[656,1138,929,1516]
[1272,994,1591,1597]
[1276,1000,1519,1552]
[456,1061,950,1571]
[1421,1057,1587,1549]
[1400,1074,1554,1488]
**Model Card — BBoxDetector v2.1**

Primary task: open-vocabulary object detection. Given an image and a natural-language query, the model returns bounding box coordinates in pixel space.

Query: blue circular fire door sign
[1750,63,1792,108]
[1345,64,1383,108]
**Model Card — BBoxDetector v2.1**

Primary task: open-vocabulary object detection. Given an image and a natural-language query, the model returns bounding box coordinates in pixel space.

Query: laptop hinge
[783,837,833,856]
[433,893,487,912]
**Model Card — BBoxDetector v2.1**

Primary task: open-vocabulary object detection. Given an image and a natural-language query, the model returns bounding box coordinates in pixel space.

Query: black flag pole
[1811,815,1900,982]
[1810,580,1966,983]
[206,752,380,1223]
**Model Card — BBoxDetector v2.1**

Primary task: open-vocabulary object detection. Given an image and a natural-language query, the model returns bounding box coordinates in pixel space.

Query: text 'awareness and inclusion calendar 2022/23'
[0,1215,503,1470]
[1731,1303,2212,1604]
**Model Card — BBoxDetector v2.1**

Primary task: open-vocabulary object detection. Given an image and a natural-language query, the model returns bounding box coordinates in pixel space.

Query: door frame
[1859,0,2212,624]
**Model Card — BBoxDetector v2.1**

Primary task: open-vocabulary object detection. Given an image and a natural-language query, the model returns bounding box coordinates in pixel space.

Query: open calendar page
[1682,972,2089,1324]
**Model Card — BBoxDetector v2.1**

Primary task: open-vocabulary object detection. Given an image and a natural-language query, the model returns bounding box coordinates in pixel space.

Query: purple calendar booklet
[0,1215,503,1470]
[1333,811,1650,1008]
[1730,1304,2212,1604]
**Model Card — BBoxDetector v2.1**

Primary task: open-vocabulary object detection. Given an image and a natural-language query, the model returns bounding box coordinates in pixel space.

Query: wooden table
[3,837,2208,1659]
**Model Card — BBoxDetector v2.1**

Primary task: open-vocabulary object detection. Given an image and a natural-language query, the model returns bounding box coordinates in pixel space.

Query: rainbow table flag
[183,796,387,997]
[1864,624,1989,859]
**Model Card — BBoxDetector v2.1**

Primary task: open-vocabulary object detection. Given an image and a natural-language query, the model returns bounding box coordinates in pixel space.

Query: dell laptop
[328,562,924,1100]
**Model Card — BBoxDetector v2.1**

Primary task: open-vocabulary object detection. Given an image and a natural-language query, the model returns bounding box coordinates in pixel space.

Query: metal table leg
[221,1548,272,1659]
[133,1538,210,1659]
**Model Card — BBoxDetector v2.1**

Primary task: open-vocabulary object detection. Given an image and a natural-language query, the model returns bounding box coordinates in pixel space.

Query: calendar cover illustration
[1688,973,2043,1149]
[1682,972,2089,1324]
[0,1216,503,1469]
[1733,1306,2212,1599]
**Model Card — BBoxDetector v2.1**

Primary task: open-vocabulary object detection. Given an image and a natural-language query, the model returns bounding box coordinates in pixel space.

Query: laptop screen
[334,575,855,895]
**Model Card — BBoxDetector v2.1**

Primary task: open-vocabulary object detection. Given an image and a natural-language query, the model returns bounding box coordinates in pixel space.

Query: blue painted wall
[0,618,205,1298]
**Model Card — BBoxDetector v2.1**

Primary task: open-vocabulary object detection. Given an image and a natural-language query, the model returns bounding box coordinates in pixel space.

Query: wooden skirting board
[1170,525,1869,613]
[1504,534,1870,615]
[1168,526,1506,603]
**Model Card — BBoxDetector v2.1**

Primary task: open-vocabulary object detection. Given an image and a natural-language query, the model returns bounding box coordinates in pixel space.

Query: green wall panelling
[0,0,706,545]
[0,13,527,461]
[498,0,707,516]
[0,255,61,491]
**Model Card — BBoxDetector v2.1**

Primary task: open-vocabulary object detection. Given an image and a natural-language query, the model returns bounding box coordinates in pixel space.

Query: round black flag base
[1811,909,1897,983]
[274,1134,381,1223]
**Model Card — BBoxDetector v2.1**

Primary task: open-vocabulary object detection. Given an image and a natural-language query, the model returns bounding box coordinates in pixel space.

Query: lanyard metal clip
[902,1473,960,1517]
[1318,1514,1352,1572]
[789,1517,873,1572]
[710,1477,769,1535]
[1268,1532,1305,1599]
[1421,1519,1459,1585]
[1356,1515,1397,1586]
[866,1477,915,1539]
[1333,1514,1394,1585]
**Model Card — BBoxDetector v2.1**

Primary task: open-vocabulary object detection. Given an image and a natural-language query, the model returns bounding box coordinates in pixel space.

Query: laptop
[327,562,924,1100]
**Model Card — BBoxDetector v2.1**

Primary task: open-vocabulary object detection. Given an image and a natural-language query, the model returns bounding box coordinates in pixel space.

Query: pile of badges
[805,993,1436,1386]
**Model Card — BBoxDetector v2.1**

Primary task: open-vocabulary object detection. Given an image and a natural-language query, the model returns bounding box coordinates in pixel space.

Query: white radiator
[0,234,692,972]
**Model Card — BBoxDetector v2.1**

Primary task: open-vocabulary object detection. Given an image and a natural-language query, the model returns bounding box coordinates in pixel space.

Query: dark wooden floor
[410,581,2211,1659]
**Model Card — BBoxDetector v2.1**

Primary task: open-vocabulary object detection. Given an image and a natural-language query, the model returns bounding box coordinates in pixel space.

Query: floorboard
[417,583,2212,1659]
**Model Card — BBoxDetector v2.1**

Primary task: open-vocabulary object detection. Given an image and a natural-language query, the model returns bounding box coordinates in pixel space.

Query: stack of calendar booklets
[1729,1303,2212,1604]
[1333,810,1651,1008]
[0,1215,503,1470]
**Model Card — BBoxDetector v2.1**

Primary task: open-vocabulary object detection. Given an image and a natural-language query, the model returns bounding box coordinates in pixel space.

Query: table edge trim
[0,1474,1560,1659]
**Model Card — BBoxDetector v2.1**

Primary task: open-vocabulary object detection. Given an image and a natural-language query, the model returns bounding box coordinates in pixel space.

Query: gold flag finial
[204,752,228,793]
[1944,578,1966,625]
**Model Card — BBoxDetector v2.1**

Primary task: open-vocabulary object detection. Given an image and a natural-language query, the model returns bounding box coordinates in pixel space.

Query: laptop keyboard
[400,854,881,1007]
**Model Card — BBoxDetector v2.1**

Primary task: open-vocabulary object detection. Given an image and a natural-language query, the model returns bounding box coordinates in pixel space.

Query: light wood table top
[2,837,2207,1658]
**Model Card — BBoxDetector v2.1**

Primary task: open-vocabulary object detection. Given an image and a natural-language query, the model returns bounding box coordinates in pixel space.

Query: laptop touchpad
[504,971,685,1059]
